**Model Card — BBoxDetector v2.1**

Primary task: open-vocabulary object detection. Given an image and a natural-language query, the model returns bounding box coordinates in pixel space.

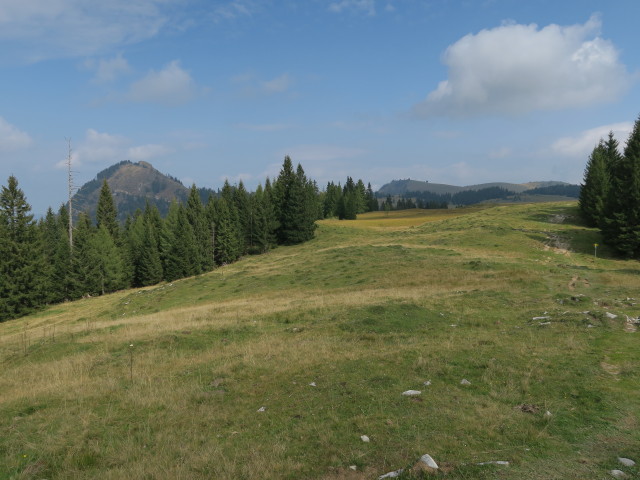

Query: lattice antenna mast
[65,138,75,249]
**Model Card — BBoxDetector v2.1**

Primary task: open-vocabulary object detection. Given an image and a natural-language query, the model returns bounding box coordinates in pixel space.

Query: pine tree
[212,197,241,265]
[186,184,210,272]
[274,157,317,244]
[0,176,46,320]
[602,116,640,257]
[69,213,101,297]
[91,225,127,294]
[579,141,609,227]
[96,179,120,241]
[164,205,199,281]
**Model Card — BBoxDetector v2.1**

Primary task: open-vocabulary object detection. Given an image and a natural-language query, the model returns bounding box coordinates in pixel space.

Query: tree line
[579,115,640,258]
[0,156,321,322]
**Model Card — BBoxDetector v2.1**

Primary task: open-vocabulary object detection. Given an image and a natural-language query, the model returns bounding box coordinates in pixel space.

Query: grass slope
[1,203,639,479]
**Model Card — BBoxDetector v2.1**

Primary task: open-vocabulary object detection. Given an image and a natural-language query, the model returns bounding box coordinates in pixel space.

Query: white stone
[257,406,266,412]
[418,454,438,469]
[461,379,471,385]
[361,435,370,443]
[477,461,510,466]
[309,382,316,387]
[544,410,552,418]
[618,457,636,467]
[423,380,432,386]
[349,465,357,471]
[606,312,618,319]
[402,390,421,396]
[610,470,627,478]
[378,469,404,479]
[533,316,550,320]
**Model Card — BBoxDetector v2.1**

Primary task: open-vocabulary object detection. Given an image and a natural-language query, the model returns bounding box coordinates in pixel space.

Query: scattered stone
[618,457,636,467]
[477,461,510,466]
[349,465,357,471]
[309,382,317,387]
[257,406,266,412]
[533,316,550,321]
[402,390,422,396]
[418,454,438,469]
[460,379,471,385]
[544,410,552,418]
[626,316,640,325]
[606,312,618,319]
[538,321,552,326]
[378,469,404,479]
[361,435,370,443]
[516,404,539,414]
[423,380,432,386]
[609,470,627,478]
[587,324,596,328]
[450,324,458,327]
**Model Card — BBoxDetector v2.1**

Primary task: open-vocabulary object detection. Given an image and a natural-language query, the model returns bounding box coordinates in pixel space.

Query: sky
[1,0,639,215]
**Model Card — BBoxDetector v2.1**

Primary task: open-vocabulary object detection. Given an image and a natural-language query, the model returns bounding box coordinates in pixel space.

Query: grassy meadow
[1,202,639,479]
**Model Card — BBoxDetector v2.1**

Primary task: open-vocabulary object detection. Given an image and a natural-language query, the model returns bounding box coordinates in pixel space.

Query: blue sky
[1,0,639,215]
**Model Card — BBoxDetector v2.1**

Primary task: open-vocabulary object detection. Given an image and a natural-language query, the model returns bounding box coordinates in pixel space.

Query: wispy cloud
[0,0,178,63]
[55,129,173,168]
[413,15,633,117]
[127,60,198,106]
[551,122,632,157]
[231,71,295,97]
[328,0,377,16]
[85,53,131,83]
[0,116,32,151]
[212,0,261,22]
[261,73,293,94]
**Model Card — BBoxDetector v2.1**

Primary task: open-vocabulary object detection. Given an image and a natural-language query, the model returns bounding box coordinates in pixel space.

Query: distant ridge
[72,161,201,222]
[376,179,573,197]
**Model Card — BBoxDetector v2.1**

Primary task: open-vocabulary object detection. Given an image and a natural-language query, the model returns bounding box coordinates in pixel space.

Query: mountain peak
[72,161,190,222]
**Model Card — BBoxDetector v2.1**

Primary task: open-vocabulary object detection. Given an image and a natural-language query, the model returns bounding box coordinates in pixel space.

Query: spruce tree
[186,184,210,272]
[579,141,609,227]
[91,225,127,294]
[164,205,199,281]
[602,116,640,257]
[96,179,120,241]
[274,157,316,244]
[212,197,241,265]
[0,176,46,320]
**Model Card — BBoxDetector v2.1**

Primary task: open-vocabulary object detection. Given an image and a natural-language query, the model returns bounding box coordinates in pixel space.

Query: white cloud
[551,122,632,157]
[212,1,259,22]
[86,53,131,83]
[127,144,173,161]
[56,129,173,168]
[261,73,293,94]
[488,147,512,159]
[0,117,32,151]
[413,15,633,117]
[127,60,197,105]
[328,0,376,15]
[0,0,177,62]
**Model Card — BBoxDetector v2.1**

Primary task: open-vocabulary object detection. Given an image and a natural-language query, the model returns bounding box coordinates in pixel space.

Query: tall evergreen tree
[274,157,317,244]
[602,116,640,257]
[0,176,46,320]
[186,184,210,272]
[579,141,609,227]
[96,179,120,241]
[164,205,199,281]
